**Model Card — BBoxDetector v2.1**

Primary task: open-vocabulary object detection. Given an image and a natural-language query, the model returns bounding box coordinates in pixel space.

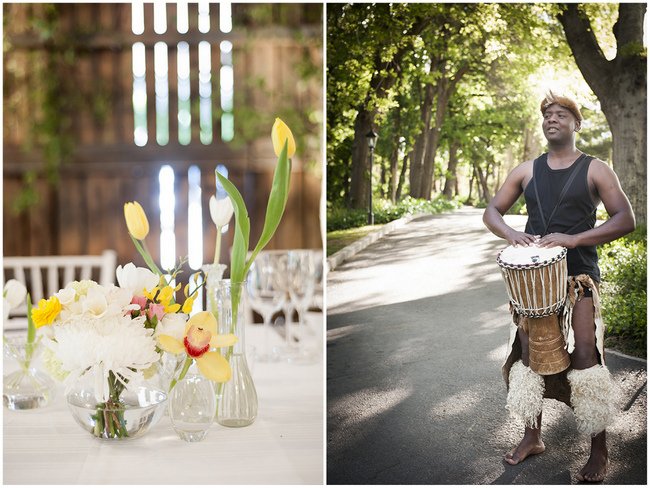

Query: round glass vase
[65,373,167,440]
[169,374,216,442]
[215,280,258,427]
[3,337,55,410]
[201,263,227,317]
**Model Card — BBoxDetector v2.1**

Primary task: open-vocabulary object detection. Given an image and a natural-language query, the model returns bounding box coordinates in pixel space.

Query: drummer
[483,92,635,482]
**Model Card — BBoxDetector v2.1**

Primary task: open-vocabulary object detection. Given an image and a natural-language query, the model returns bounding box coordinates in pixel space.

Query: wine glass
[246,254,286,362]
[285,250,319,364]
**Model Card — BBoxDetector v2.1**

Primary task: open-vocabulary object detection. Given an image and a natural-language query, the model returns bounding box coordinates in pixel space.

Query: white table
[3,317,324,485]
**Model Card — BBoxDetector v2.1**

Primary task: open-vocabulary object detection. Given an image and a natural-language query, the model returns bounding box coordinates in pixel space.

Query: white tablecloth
[3,318,324,485]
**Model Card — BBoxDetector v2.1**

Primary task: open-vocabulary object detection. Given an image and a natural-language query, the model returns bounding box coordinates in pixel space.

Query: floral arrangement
[19,116,294,438]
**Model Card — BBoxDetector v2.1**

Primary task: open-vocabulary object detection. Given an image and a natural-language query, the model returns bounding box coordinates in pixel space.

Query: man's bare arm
[538,160,635,248]
[483,160,538,247]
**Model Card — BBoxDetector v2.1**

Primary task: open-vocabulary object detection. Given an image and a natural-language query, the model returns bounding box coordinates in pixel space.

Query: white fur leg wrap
[567,365,618,436]
[506,360,544,429]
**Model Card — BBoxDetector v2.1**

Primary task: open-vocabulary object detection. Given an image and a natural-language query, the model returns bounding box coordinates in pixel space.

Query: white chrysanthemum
[55,286,76,307]
[50,314,160,402]
[70,280,98,297]
[41,345,70,382]
[55,283,133,324]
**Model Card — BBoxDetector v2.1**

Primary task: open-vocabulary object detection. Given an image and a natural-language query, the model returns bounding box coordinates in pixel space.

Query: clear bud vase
[201,263,227,317]
[215,280,258,427]
[3,337,55,410]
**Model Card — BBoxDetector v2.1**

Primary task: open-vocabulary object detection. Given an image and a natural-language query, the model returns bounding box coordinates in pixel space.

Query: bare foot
[504,436,546,465]
[576,452,608,482]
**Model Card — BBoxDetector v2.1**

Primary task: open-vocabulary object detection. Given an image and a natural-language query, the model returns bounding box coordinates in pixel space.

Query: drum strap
[532,153,590,236]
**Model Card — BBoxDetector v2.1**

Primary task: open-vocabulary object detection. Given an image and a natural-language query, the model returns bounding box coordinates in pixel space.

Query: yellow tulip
[158,311,237,383]
[271,117,296,158]
[124,201,150,240]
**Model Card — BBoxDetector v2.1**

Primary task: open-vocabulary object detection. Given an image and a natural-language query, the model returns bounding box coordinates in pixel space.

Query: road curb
[605,348,647,364]
[326,212,429,271]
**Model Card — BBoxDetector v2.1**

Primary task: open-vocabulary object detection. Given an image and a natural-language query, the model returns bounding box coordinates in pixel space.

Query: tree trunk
[389,143,400,203]
[408,69,436,199]
[396,153,409,201]
[379,158,387,199]
[349,15,432,209]
[474,162,491,203]
[559,3,647,223]
[443,140,459,198]
[348,109,373,209]
[419,64,469,200]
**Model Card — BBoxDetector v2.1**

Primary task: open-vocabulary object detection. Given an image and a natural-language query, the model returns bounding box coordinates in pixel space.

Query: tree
[558,3,647,223]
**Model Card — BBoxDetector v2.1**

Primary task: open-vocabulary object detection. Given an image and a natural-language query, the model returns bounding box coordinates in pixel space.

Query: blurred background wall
[3,2,323,275]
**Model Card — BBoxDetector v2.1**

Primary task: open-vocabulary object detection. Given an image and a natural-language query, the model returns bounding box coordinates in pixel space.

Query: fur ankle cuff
[506,360,545,429]
[567,365,618,436]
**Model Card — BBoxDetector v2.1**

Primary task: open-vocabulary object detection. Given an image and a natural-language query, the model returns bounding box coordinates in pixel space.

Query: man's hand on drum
[537,232,579,249]
[505,229,539,247]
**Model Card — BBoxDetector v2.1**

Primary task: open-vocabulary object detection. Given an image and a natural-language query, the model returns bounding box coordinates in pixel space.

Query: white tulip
[209,195,234,228]
[3,279,27,310]
[116,263,159,296]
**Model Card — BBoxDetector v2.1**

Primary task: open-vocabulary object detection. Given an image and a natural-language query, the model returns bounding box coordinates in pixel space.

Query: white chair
[3,250,117,331]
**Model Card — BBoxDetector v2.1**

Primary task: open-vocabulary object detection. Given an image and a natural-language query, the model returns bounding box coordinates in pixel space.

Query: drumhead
[497,244,566,268]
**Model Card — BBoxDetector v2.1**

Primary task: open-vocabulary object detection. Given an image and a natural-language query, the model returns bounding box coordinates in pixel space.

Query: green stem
[130,234,164,277]
[25,294,36,366]
[213,227,222,265]
[169,356,193,392]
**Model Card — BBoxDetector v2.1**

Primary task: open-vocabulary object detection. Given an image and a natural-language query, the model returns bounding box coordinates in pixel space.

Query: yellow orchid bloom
[31,296,62,328]
[181,294,197,314]
[164,302,182,314]
[144,286,159,302]
[124,201,150,240]
[158,311,236,382]
[271,117,296,158]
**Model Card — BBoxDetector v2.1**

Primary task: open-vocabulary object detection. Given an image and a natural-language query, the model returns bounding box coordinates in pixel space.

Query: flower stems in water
[91,371,129,439]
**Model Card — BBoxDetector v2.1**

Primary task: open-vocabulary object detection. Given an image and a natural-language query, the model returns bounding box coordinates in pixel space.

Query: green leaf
[216,171,251,283]
[26,293,35,345]
[130,234,163,276]
[245,140,292,271]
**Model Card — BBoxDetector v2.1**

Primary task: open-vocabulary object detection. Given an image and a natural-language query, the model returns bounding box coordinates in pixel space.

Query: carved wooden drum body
[497,245,571,375]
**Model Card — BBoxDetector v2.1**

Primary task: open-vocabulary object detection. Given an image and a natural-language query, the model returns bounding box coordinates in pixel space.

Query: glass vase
[3,337,55,410]
[66,375,167,440]
[215,279,258,427]
[169,374,216,442]
[201,263,227,317]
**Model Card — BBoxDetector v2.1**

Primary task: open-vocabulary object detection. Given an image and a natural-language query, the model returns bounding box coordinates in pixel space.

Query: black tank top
[523,153,600,282]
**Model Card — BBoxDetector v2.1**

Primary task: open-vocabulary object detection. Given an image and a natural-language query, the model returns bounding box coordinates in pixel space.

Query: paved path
[327,207,646,485]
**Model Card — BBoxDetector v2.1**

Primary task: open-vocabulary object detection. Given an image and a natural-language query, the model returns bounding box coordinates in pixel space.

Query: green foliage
[327,195,462,232]
[326,3,617,209]
[598,226,647,353]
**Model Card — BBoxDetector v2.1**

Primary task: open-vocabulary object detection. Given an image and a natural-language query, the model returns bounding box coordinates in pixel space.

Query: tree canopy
[327,3,645,222]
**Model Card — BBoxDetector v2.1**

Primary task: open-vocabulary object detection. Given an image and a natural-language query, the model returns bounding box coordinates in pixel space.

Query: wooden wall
[3,3,323,274]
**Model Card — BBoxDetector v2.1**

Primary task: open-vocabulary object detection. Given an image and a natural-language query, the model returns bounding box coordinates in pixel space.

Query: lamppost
[366,129,378,225]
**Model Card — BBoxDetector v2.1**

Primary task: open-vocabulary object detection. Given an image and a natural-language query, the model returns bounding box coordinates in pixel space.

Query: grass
[604,336,646,359]
[326,224,383,256]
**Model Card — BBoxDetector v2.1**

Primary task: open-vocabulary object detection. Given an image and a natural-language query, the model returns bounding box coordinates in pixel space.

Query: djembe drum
[497,245,571,375]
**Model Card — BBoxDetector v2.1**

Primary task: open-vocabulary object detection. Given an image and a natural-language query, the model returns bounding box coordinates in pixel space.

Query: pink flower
[147,303,165,321]
[131,295,148,311]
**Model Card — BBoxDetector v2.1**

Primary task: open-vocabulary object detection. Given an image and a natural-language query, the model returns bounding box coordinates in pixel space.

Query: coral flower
[271,117,296,158]
[157,311,236,382]
[32,296,62,328]
[124,201,150,240]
